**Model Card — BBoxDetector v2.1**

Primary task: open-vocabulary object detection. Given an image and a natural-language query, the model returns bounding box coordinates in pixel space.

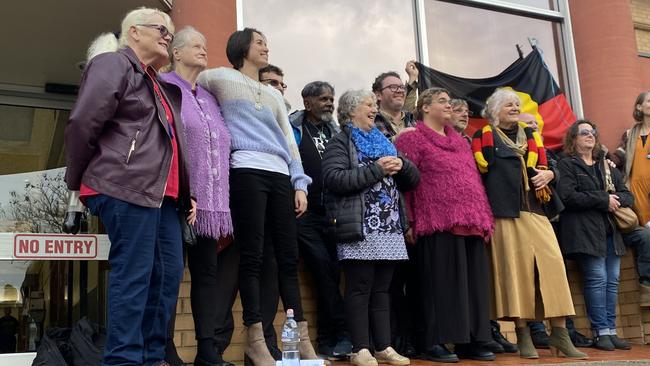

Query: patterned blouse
[337,153,409,261]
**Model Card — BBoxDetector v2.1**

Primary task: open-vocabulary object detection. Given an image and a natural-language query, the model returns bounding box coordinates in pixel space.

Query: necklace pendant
[255,102,262,111]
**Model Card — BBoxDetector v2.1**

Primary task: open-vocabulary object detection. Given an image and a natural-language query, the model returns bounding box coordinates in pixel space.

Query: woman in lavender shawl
[160,27,233,366]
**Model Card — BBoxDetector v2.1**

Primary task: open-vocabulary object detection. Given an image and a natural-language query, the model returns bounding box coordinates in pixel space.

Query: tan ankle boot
[375,346,410,365]
[245,322,276,366]
[640,284,650,307]
[351,348,379,366]
[549,327,588,359]
[515,327,539,359]
[297,321,318,359]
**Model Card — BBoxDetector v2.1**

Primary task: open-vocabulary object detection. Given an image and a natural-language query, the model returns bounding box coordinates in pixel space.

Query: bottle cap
[287,309,294,317]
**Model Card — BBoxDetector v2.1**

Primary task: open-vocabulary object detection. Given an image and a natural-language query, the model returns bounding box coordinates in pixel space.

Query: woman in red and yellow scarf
[472,88,587,360]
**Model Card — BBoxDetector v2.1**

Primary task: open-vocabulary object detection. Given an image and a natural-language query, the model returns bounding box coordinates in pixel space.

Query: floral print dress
[337,153,409,261]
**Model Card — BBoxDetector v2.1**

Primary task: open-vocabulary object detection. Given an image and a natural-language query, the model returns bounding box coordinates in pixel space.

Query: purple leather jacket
[65,46,191,208]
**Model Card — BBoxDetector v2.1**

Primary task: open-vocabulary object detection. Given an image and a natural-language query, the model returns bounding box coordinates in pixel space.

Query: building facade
[1,0,650,364]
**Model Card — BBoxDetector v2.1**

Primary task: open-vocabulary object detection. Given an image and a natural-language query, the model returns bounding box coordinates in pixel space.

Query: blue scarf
[348,124,397,158]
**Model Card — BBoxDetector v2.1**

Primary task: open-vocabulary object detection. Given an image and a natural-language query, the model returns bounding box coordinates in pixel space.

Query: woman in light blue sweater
[198,28,316,366]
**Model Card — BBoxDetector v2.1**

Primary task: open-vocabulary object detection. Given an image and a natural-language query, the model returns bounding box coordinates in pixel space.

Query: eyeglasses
[136,24,174,42]
[261,79,287,89]
[578,129,597,137]
[381,84,406,93]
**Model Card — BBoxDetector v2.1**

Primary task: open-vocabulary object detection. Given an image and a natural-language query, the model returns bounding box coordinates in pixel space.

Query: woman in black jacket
[558,119,633,351]
[322,89,419,366]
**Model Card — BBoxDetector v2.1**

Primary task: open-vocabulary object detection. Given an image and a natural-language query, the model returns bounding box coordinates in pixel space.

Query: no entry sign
[13,234,98,259]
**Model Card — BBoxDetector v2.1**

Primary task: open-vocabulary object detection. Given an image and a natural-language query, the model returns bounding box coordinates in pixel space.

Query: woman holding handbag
[558,119,634,351]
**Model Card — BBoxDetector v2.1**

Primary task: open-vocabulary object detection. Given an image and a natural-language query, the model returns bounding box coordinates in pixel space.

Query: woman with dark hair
[159,27,233,366]
[322,89,419,366]
[558,120,633,351]
[472,88,587,360]
[197,28,316,366]
[64,7,190,365]
[396,88,495,363]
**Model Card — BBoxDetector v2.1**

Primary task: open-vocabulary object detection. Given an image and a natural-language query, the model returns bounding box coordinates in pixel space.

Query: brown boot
[245,323,276,366]
[640,284,650,307]
[297,321,319,359]
[549,327,589,359]
[515,327,539,359]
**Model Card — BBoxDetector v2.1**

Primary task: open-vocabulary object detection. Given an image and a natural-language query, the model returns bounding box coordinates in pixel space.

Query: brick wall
[497,251,649,344]
[174,262,319,364]
[174,252,650,363]
[631,0,650,53]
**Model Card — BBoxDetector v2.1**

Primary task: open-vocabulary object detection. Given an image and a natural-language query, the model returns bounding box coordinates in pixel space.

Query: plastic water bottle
[281,309,300,366]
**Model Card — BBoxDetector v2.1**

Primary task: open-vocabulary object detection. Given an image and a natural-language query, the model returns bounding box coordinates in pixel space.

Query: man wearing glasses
[372,70,416,141]
[260,64,291,110]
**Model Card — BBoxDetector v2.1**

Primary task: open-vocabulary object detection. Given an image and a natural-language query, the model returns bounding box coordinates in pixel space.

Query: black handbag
[179,209,198,247]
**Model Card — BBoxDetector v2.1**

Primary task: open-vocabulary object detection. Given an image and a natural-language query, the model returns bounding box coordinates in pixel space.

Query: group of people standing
[63,6,650,366]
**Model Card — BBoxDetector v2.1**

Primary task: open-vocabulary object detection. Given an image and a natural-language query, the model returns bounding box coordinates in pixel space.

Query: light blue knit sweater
[197,67,311,192]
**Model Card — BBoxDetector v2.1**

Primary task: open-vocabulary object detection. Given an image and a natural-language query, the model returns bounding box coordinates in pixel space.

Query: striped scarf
[472,122,551,203]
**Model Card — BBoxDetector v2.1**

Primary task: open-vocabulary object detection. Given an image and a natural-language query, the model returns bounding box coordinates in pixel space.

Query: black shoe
[194,339,231,366]
[593,335,615,351]
[332,336,353,358]
[478,340,504,354]
[455,343,496,361]
[531,330,550,349]
[165,339,186,366]
[569,330,593,348]
[421,344,459,363]
[399,340,419,358]
[491,323,518,353]
[610,335,631,350]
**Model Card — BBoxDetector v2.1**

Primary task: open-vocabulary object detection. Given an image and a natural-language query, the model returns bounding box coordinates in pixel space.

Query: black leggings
[230,168,303,325]
[343,260,395,352]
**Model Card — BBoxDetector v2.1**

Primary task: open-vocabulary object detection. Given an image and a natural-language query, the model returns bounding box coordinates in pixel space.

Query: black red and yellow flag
[415,48,575,149]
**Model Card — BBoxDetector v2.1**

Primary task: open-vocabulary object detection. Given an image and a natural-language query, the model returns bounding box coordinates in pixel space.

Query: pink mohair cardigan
[395,122,494,240]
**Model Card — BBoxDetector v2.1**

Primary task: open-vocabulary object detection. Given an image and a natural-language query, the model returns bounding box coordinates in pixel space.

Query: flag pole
[527,38,576,130]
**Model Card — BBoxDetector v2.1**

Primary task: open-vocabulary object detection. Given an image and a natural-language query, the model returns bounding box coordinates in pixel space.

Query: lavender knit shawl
[161,71,232,239]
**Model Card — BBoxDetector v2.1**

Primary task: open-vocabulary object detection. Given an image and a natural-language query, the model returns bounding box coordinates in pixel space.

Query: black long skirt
[417,232,491,346]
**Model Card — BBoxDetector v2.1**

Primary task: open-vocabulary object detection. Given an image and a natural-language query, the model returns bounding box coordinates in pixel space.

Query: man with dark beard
[289,81,352,360]
[372,71,416,141]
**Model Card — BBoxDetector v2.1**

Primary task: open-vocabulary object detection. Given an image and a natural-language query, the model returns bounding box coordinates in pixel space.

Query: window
[242,0,418,111]
[422,1,563,84]
[0,104,108,354]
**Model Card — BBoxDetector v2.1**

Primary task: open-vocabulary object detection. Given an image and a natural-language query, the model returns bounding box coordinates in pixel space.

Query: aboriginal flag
[415,47,575,149]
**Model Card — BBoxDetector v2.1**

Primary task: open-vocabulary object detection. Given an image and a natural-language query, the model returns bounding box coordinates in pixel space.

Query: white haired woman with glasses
[64,7,192,365]
[322,89,419,366]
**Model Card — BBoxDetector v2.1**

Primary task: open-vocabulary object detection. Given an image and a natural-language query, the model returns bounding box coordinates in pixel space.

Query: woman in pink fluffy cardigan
[395,87,495,362]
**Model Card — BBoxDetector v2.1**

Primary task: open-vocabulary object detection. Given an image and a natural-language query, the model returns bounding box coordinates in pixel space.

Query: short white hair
[169,26,207,68]
[481,88,520,126]
[86,7,173,61]
[337,89,376,125]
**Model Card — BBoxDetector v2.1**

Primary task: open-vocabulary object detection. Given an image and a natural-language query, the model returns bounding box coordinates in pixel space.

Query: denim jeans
[87,194,184,366]
[575,235,620,336]
[622,227,650,285]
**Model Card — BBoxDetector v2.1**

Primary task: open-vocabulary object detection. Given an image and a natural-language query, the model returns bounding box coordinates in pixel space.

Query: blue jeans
[575,236,620,336]
[87,195,184,366]
[622,227,650,285]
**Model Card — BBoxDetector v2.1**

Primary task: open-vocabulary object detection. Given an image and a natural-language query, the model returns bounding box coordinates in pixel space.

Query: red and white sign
[13,234,98,259]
